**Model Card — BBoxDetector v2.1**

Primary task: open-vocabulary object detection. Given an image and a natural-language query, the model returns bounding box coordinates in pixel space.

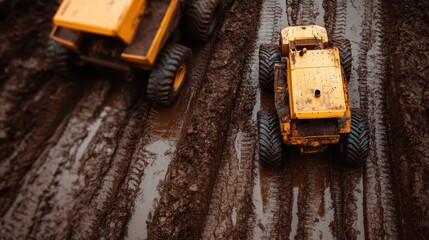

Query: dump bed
[53,0,147,44]
[287,48,347,119]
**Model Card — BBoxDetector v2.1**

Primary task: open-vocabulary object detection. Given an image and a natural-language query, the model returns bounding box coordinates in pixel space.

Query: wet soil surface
[0,0,428,239]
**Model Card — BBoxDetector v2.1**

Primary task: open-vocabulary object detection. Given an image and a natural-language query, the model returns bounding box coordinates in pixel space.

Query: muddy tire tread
[258,110,283,167]
[147,44,192,106]
[333,38,352,82]
[46,40,74,76]
[345,112,370,165]
[184,0,220,41]
[259,44,280,92]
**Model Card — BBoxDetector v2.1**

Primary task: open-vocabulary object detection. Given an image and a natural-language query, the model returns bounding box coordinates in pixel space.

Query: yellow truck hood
[288,48,347,119]
[53,0,146,44]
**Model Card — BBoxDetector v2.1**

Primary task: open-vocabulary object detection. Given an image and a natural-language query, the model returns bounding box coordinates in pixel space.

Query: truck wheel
[184,0,221,41]
[342,112,370,166]
[147,44,192,106]
[258,110,283,168]
[259,44,280,92]
[333,38,352,82]
[46,40,75,76]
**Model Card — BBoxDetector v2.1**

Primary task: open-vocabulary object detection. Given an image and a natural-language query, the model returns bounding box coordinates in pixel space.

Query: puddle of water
[289,187,299,239]
[346,0,364,108]
[355,170,365,240]
[314,0,325,26]
[75,108,109,162]
[234,130,243,169]
[231,207,238,226]
[311,186,334,239]
[126,140,174,240]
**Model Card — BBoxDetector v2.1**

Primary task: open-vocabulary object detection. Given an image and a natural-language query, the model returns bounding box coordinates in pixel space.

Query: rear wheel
[46,40,75,76]
[341,112,370,166]
[259,44,280,92]
[184,0,221,41]
[258,110,284,168]
[147,44,192,106]
[333,38,352,82]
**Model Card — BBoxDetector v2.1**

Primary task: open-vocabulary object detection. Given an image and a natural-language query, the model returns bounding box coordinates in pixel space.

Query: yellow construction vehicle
[47,0,222,105]
[258,25,369,166]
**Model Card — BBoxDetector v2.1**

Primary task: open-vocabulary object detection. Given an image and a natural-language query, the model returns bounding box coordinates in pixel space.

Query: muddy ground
[0,0,428,239]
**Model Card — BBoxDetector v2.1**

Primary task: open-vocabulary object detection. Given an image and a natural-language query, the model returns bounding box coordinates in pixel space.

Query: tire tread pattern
[258,110,283,167]
[345,112,370,165]
[147,44,192,106]
[333,38,352,82]
[259,44,280,92]
[46,40,74,76]
[184,0,220,41]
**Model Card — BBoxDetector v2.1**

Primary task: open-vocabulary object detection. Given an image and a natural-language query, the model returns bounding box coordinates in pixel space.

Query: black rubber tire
[333,38,352,82]
[259,44,280,92]
[46,40,75,76]
[342,112,370,166]
[147,44,192,106]
[184,0,221,41]
[258,110,284,168]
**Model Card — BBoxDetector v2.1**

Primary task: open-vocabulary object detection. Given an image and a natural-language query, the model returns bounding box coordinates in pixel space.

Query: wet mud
[0,0,428,239]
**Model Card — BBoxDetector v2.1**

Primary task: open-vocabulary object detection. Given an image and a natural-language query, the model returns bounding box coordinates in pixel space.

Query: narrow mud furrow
[147,1,263,238]
[358,0,400,238]
[0,0,57,149]
[383,0,429,238]
[57,83,141,240]
[0,69,50,160]
[247,0,291,239]
[294,156,332,239]
[286,0,317,26]
[201,62,258,239]
[0,77,85,217]
[0,80,113,239]
[103,27,220,240]
[323,0,366,239]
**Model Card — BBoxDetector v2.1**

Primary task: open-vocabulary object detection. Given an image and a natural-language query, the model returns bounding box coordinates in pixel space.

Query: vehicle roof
[53,0,145,42]
[288,48,347,119]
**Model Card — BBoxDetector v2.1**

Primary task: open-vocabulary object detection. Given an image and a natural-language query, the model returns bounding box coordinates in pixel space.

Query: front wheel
[259,44,280,92]
[147,44,192,106]
[46,40,75,76]
[184,0,221,41]
[333,38,352,82]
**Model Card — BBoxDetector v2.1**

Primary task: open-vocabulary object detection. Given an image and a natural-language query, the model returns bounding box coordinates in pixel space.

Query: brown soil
[147,0,263,238]
[0,0,428,239]
[383,0,429,238]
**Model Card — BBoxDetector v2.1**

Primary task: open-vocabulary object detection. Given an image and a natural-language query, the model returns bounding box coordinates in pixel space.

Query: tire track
[103,26,219,240]
[358,0,400,238]
[0,80,113,239]
[295,157,333,240]
[147,1,263,238]
[58,82,141,240]
[286,0,317,26]
[323,0,366,239]
[0,76,86,217]
[249,0,288,238]
[201,62,258,239]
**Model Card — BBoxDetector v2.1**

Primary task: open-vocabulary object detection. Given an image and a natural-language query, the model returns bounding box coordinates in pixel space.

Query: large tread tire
[258,110,284,168]
[259,44,280,92]
[147,44,192,106]
[343,112,370,166]
[184,0,221,41]
[46,40,75,76]
[333,38,352,82]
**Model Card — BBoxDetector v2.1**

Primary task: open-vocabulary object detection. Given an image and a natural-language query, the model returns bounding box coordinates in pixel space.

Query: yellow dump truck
[47,0,221,105]
[258,25,369,166]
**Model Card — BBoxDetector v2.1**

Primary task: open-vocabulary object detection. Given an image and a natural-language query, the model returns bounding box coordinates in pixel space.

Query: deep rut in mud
[0,0,428,239]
